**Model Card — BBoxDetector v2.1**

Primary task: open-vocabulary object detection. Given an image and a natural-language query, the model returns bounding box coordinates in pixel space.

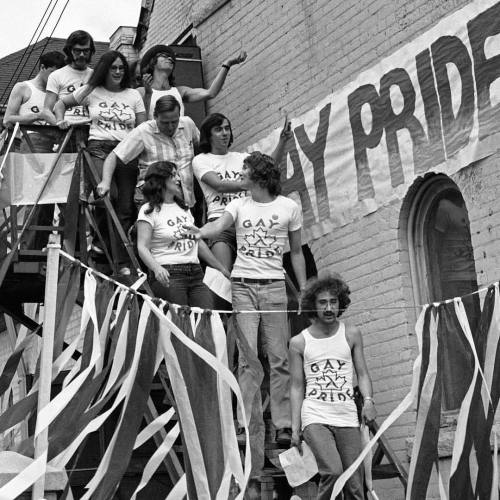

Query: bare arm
[3,83,37,126]
[96,152,118,196]
[136,220,170,287]
[288,229,307,291]
[289,335,306,451]
[200,171,245,194]
[184,211,234,240]
[270,116,292,163]
[135,111,147,126]
[350,326,377,423]
[138,75,153,117]
[43,90,59,125]
[178,51,247,103]
[197,239,230,278]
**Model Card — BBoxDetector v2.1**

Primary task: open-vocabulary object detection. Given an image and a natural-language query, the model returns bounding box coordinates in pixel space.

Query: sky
[0,0,142,58]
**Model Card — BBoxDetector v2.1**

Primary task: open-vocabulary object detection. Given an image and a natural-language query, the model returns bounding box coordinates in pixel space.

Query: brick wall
[144,1,499,498]
[143,0,193,50]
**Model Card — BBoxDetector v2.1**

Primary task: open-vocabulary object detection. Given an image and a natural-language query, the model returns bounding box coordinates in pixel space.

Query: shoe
[119,267,131,276]
[90,243,104,255]
[275,427,292,447]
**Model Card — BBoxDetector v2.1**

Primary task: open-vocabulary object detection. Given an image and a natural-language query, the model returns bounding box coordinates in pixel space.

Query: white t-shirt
[137,202,198,265]
[225,195,302,279]
[46,65,93,121]
[148,88,184,118]
[73,86,145,142]
[192,152,249,219]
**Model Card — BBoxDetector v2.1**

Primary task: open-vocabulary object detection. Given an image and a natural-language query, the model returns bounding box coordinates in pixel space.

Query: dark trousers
[86,140,138,266]
[151,263,213,309]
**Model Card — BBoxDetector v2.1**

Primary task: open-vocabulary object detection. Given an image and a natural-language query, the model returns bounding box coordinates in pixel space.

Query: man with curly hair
[289,274,376,500]
[184,150,307,460]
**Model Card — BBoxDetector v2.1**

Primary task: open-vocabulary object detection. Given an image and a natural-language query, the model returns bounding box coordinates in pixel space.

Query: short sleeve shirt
[137,202,199,265]
[46,65,93,122]
[192,151,249,219]
[73,86,145,142]
[225,195,302,279]
[113,117,199,207]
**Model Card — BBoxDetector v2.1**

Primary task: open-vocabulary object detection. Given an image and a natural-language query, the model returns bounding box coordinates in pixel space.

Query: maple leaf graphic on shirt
[98,107,132,122]
[243,227,276,248]
[315,372,347,391]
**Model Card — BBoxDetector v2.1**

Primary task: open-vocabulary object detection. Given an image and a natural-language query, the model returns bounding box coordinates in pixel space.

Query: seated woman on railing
[51,50,146,275]
[137,161,229,309]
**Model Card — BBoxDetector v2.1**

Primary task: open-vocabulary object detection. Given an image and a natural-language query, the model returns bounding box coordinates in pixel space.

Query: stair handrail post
[32,233,61,499]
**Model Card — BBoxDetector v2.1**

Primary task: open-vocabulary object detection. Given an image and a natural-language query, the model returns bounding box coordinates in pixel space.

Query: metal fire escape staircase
[0,123,183,495]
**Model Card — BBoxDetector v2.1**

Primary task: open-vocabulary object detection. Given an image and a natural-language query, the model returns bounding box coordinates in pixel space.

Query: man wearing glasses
[44,30,95,125]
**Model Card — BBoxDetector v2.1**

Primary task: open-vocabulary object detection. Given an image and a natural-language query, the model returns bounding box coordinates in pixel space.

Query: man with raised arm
[137,44,247,118]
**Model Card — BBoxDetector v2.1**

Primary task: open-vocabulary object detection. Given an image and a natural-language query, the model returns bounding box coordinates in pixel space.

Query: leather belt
[231,277,284,285]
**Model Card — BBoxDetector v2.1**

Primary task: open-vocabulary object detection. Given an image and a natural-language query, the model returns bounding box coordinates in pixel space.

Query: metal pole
[32,233,61,499]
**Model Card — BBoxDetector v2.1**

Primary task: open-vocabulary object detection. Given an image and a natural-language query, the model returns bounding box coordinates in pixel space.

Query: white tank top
[300,323,359,429]
[19,81,47,125]
[148,87,185,119]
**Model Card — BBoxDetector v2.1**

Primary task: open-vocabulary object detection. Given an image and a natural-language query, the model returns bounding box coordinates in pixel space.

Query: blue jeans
[20,130,61,153]
[303,424,364,500]
[232,280,291,429]
[151,263,213,309]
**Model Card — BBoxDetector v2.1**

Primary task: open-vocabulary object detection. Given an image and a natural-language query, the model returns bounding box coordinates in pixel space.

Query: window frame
[407,174,479,413]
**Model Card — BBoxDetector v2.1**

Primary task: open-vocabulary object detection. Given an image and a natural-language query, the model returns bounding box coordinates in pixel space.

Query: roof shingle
[0,37,109,109]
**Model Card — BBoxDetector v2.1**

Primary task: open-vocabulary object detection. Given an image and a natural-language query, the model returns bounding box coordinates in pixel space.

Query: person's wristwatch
[364,396,375,404]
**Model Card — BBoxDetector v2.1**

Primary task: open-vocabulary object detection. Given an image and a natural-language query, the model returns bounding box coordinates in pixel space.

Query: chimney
[109,26,138,62]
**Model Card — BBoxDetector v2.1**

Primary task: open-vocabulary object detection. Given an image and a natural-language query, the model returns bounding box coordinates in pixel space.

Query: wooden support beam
[32,233,61,499]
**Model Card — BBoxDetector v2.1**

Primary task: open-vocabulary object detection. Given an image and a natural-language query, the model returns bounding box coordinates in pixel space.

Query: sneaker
[275,427,292,447]
[119,267,131,276]
[90,243,104,255]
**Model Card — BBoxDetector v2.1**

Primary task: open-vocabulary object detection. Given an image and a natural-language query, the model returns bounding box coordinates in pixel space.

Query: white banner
[252,0,500,242]
[0,152,76,209]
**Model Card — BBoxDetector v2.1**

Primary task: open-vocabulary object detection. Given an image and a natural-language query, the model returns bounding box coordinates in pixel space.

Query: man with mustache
[43,30,95,125]
[289,274,376,500]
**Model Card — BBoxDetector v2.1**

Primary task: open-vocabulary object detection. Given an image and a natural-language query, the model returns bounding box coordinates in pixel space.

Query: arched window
[408,174,479,410]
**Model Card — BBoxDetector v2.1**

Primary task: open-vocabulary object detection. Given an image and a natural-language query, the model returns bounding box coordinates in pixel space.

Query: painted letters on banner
[252,0,500,241]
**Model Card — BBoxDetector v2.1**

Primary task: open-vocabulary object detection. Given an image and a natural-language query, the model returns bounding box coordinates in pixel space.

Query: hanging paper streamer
[332,289,500,499]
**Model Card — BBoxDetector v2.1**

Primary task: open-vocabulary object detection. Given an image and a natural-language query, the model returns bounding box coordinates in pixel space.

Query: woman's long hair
[143,55,175,86]
[142,161,187,214]
[87,50,131,89]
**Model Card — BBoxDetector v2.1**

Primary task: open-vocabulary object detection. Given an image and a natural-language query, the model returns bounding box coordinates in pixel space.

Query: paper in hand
[279,442,318,487]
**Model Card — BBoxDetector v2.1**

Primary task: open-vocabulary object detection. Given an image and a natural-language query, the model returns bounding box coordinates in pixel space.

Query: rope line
[57,250,497,315]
